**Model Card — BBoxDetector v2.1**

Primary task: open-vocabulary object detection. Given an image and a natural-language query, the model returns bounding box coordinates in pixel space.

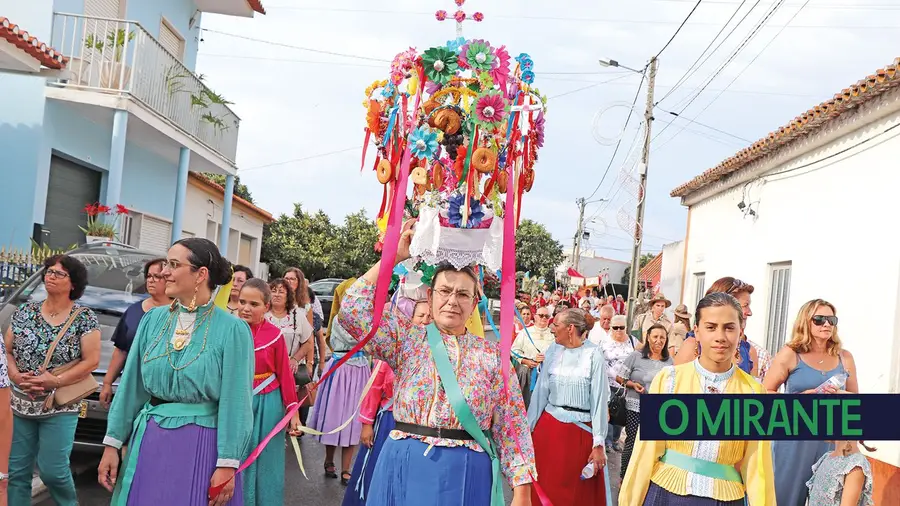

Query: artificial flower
[490,45,511,92]
[448,193,485,228]
[422,46,459,85]
[454,0,465,6]
[425,80,442,96]
[473,90,508,128]
[463,40,494,72]
[381,80,396,99]
[521,70,535,84]
[409,126,440,160]
[446,37,467,54]
[435,10,447,21]
[534,111,545,148]
[454,10,466,23]
[417,261,437,286]
[390,47,418,85]
[473,12,484,21]
[477,71,494,90]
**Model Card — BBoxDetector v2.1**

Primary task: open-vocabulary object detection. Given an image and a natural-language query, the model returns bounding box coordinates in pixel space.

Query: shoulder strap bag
[41,307,100,409]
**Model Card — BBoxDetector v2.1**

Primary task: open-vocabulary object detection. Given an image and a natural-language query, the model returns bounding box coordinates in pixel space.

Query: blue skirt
[342,409,396,506]
[365,437,493,506]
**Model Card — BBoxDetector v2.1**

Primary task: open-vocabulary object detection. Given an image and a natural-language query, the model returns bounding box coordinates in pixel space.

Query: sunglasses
[811,315,838,326]
[611,326,625,331]
[535,313,550,318]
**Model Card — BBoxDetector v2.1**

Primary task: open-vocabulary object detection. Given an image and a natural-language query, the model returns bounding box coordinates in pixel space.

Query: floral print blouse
[338,278,537,487]
[806,451,874,506]
[9,301,99,416]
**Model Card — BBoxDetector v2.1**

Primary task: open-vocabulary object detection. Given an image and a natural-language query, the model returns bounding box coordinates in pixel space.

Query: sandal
[324,462,337,479]
[341,471,352,486]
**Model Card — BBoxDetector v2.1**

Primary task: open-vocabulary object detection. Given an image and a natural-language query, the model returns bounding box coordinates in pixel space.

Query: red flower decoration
[454,0,465,5]
[97,204,111,214]
[454,10,466,23]
[435,10,447,21]
[473,12,484,21]
[115,204,129,215]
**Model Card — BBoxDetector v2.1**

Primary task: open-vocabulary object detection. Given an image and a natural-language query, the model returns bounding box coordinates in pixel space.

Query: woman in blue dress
[763,298,859,506]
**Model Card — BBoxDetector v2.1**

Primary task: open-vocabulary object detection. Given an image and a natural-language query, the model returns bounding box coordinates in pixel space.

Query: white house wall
[659,240,685,307]
[682,90,900,466]
[183,182,265,273]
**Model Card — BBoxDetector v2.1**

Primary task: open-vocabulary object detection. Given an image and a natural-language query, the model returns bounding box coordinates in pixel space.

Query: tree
[515,219,564,283]
[202,173,254,203]
[621,252,658,283]
[261,205,379,280]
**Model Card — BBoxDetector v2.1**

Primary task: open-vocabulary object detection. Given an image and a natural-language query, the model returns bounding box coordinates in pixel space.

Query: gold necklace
[173,313,203,351]
[143,306,214,369]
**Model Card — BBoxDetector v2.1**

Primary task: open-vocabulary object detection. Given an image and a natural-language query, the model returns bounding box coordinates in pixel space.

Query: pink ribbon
[210,65,425,502]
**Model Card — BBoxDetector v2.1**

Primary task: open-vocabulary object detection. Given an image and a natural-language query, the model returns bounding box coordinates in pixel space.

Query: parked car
[309,278,345,327]
[0,242,159,452]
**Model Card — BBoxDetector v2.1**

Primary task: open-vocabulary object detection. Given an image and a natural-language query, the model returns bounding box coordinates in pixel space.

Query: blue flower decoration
[381,81,396,99]
[516,53,530,64]
[522,70,535,84]
[447,37,467,54]
[409,126,439,160]
[448,193,485,228]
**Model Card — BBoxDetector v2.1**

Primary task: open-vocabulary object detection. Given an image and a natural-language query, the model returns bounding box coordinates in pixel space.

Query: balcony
[47,13,239,167]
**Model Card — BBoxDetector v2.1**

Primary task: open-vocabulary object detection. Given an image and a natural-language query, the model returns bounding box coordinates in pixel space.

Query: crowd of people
[0,232,876,506]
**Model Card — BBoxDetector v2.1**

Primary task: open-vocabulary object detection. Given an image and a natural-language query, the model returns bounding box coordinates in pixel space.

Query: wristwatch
[0,472,9,481]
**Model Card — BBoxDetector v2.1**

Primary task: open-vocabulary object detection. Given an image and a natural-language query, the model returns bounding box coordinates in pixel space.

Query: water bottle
[580,462,595,480]
[815,373,848,393]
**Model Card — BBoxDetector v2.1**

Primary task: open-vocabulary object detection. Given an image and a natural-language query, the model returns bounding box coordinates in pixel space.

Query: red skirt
[531,411,607,506]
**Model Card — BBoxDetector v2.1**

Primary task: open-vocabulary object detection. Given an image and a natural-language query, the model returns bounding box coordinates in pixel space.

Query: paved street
[34,433,624,505]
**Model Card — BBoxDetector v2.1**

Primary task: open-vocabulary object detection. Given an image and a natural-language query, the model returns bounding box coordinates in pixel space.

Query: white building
[659,240,685,306]
[557,248,629,284]
[672,58,900,491]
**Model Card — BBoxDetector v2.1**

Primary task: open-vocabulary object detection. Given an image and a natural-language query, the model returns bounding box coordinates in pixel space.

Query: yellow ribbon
[291,361,384,478]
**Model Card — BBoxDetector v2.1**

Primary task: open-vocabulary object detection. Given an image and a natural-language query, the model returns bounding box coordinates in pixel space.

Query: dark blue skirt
[365,437,493,506]
[644,482,745,505]
[342,409,396,506]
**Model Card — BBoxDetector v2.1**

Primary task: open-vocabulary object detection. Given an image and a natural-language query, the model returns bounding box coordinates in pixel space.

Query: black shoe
[341,471,352,485]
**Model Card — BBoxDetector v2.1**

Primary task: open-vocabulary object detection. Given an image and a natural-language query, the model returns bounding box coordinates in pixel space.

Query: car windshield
[13,248,158,314]
[311,282,339,297]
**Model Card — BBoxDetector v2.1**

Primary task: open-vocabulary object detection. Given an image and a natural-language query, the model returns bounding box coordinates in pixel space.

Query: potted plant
[80,203,129,242]
[84,28,135,89]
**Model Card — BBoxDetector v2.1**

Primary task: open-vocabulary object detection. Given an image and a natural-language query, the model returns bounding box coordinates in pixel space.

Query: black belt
[394,422,485,441]
[149,397,170,406]
[560,405,590,413]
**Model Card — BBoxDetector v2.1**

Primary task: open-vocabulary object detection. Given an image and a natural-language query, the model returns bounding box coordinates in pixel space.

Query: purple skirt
[308,358,370,447]
[127,419,243,505]
[643,482,744,506]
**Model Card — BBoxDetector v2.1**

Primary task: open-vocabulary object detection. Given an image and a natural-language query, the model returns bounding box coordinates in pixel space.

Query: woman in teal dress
[97,238,254,506]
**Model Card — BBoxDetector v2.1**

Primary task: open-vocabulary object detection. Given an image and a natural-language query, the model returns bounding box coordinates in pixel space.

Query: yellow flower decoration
[363,79,389,106]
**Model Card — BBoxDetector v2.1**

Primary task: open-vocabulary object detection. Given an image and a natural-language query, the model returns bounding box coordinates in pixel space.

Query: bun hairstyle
[559,308,594,335]
[173,238,233,290]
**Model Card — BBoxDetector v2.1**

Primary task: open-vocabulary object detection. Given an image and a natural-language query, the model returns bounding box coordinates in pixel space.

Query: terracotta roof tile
[671,57,900,199]
[638,252,662,286]
[0,17,68,70]
[247,0,266,14]
[189,172,274,223]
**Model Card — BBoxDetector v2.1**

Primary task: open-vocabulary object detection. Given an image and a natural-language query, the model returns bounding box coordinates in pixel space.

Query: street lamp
[598,58,644,75]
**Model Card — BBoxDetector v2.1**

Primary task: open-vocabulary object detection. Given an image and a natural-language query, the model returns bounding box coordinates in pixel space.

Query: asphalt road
[34,433,625,505]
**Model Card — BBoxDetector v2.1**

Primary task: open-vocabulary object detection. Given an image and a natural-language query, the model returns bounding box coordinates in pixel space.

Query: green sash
[111,401,217,505]
[425,324,504,506]
[659,449,743,483]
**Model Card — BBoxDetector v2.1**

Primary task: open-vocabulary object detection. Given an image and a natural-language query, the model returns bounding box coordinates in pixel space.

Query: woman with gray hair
[527,308,610,505]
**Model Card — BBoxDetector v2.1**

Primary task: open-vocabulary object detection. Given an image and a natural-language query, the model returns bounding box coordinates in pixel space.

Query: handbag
[607,335,635,427]
[41,308,100,409]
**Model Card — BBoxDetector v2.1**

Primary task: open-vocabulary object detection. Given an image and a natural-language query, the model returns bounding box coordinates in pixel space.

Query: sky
[193,0,900,263]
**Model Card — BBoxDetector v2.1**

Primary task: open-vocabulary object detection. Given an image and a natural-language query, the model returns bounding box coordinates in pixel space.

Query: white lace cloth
[410,203,504,272]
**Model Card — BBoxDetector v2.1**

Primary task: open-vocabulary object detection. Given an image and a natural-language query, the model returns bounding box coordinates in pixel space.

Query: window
[693,272,706,307]
[206,220,218,243]
[238,235,253,266]
[120,211,136,247]
[159,18,185,61]
[766,262,793,354]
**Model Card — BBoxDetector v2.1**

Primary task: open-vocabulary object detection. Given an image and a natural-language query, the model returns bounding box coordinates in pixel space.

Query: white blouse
[265,307,313,356]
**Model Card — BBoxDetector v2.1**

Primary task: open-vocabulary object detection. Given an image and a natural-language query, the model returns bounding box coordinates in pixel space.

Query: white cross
[510,93,543,137]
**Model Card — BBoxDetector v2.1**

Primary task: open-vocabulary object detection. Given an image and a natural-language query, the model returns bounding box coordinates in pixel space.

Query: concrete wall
[659,240,685,308]
[681,86,900,467]
[124,0,201,71]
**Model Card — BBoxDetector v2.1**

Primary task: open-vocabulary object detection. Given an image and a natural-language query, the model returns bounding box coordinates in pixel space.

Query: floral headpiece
[362,40,547,272]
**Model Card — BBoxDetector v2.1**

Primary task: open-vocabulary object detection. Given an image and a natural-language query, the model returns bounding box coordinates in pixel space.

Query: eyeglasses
[434,287,476,303]
[161,259,197,271]
[535,313,550,318]
[146,274,166,281]
[811,315,838,326]
[45,268,69,280]
[611,326,625,330]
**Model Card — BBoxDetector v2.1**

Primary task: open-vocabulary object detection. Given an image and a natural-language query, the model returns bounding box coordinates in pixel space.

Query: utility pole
[572,198,586,272]
[625,56,658,332]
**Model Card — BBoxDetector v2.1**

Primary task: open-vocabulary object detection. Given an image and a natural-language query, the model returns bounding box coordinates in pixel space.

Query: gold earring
[188,284,199,312]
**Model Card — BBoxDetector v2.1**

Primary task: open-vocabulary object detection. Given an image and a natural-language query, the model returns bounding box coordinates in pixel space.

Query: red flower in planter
[115,204,129,215]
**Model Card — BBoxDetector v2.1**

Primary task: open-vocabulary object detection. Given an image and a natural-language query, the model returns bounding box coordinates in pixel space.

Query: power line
[655,106,751,142]
[548,73,638,100]
[656,0,704,58]
[241,146,360,172]
[658,0,752,103]
[654,118,745,147]
[655,0,809,150]
[200,28,392,62]
[583,71,647,201]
